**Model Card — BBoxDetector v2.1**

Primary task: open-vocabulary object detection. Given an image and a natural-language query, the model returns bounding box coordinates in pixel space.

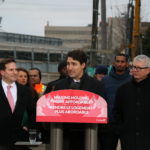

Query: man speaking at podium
[53,49,104,150]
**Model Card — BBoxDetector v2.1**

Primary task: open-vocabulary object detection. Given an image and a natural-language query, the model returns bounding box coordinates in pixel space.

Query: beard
[115,67,126,73]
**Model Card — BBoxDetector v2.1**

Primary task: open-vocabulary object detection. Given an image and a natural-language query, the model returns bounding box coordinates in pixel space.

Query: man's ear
[148,67,150,73]
[0,70,4,76]
[82,63,86,69]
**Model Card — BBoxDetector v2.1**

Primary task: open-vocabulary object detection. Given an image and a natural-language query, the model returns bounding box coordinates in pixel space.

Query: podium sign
[36,90,107,123]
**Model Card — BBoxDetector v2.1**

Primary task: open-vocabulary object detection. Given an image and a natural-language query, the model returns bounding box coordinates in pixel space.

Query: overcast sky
[0,0,149,36]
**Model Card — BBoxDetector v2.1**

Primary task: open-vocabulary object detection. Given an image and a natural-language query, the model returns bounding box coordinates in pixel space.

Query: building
[107,17,126,51]
[44,24,114,65]
[0,23,115,84]
[107,17,150,52]
[0,31,67,83]
[45,24,102,50]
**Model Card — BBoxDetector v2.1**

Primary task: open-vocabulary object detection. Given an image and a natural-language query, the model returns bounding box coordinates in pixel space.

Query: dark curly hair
[67,49,87,64]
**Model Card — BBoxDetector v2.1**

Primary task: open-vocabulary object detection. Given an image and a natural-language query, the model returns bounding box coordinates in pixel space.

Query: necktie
[7,85,15,112]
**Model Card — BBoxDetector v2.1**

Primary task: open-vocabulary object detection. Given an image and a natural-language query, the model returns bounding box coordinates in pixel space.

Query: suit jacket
[0,80,36,145]
[53,73,105,129]
[52,73,105,150]
[54,73,104,96]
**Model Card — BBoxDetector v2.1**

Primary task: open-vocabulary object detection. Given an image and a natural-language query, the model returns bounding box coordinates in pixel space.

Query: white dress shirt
[2,80,17,105]
[73,79,80,83]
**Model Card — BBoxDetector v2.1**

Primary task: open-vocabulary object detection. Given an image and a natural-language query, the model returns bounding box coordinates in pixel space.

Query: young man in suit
[0,58,36,150]
[52,49,104,150]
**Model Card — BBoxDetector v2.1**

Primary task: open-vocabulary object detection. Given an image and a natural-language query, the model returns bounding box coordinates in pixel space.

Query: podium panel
[36,89,107,124]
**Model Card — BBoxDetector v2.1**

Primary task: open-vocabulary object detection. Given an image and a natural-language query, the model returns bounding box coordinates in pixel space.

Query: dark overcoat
[54,73,104,96]
[115,75,150,150]
[53,73,105,150]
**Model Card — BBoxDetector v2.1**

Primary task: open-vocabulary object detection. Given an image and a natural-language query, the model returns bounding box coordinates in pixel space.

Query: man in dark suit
[51,50,104,150]
[0,58,36,150]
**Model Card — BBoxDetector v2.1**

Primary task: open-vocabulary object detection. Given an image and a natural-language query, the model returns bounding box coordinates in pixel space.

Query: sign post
[85,124,98,150]
[50,123,63,150]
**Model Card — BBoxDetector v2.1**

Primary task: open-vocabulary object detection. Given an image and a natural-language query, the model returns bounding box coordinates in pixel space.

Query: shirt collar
[73,79,80,83]
[2,80,16,88]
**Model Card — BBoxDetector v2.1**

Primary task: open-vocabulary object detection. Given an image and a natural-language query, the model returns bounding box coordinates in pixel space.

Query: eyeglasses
[130,65,149,71]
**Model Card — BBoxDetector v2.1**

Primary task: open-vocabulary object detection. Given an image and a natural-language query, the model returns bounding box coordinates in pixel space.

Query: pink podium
[36,90,108,150]
[36,89,107,124]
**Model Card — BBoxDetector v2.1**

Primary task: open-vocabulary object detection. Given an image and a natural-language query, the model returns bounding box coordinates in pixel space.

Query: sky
[0,0,149,36]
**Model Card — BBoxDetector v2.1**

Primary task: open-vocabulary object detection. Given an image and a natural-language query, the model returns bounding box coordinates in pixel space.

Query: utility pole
[86,2,99,150]
[131,0,141,59]
[125,0,134,57]
[101,0,107,50]
[0,0,5,28]
[0,0,4,4]
[90,0,99,66]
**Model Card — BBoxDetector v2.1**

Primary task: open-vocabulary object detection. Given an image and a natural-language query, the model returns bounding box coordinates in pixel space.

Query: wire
[109,0,114,17]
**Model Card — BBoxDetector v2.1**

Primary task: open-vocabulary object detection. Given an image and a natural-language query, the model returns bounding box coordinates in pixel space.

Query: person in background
[115,55,150,150]
[17,68,38,127]
[99,53,132,150]
[17,67,39,102]
[17,67,46,143]
[0,58,35,150]
[17,68,30,86]
[52,49,104,150]
[17,68,38,98]
[29,68,46,97]
[45,60,68,93]
[94,65,108,81]
[58,60,68,79]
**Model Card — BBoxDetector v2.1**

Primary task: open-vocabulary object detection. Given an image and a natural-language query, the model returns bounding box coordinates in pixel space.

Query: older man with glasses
[114,54,150,150]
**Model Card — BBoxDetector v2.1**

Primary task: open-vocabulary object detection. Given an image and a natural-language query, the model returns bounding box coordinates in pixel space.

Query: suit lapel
[0,80,13,113]
[0,80,23,114]
[14,82,22,113]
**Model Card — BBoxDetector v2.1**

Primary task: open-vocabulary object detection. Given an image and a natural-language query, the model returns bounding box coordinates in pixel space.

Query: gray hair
[133,55,150,67]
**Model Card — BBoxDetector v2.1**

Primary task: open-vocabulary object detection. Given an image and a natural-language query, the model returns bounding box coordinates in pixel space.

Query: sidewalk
[31,144,46,150]
[31,143,121,150]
